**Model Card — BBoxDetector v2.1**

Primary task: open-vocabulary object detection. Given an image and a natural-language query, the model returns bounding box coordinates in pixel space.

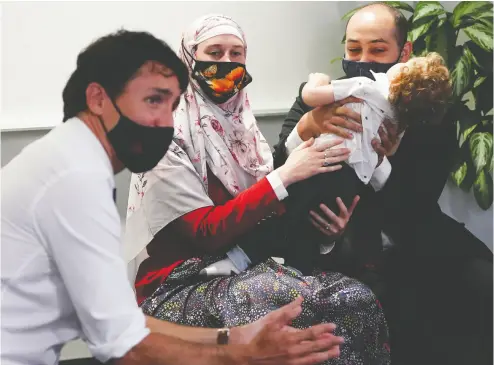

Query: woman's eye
[348,48,361,53]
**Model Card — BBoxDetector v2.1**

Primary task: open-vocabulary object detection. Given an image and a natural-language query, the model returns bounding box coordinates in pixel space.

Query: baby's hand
[308,73,331,86]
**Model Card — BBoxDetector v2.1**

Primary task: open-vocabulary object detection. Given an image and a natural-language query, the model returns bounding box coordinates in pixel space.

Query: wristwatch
[217,328,230,345]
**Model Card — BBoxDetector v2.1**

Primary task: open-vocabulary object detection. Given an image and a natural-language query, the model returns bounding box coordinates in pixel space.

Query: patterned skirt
[141,257,391,365]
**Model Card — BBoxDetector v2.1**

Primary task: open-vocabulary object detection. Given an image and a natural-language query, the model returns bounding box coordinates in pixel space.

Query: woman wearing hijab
[125,14,390,364]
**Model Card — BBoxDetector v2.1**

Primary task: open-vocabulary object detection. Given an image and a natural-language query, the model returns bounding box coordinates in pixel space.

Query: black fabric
[237,163,371,275]
[281,163,366,274]
[273,80,493,364]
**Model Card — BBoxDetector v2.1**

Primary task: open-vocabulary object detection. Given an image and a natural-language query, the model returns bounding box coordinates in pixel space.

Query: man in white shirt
[1,30,343,365]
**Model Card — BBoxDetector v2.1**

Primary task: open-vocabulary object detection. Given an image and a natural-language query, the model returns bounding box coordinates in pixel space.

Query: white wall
[1,1,369,131]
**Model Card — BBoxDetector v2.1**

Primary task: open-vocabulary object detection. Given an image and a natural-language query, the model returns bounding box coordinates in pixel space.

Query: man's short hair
[62,30,189,122]
[346,2,409,48]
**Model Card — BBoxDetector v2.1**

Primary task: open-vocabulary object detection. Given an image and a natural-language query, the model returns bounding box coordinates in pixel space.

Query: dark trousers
[381,216,493,365]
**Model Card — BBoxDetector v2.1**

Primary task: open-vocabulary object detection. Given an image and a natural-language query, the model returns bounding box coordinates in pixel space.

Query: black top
[272,80,465,257]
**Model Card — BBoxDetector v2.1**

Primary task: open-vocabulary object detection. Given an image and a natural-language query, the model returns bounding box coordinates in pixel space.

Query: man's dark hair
[346,2,409,48]
[62,29,189,122]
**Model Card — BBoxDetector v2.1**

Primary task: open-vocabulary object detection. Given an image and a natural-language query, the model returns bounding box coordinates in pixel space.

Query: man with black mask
[1,30,344,365]
[273,3,493,365]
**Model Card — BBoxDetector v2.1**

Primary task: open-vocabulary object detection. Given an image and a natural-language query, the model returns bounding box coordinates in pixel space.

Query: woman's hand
[297,97,363,141]
[277,138,350,188]
[308,196,360,238]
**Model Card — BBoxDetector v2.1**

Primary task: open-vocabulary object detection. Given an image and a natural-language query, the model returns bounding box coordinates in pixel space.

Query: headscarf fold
[124,14,273,271]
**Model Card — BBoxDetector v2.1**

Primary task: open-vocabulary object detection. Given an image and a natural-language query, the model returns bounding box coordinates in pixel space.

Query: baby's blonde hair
[389,52,451,130]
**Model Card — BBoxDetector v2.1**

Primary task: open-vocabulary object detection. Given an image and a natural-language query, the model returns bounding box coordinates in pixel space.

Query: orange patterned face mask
[192,61,252,104]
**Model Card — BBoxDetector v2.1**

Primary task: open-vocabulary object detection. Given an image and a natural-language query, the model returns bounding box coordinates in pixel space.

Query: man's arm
[145,316,220,344]
[117,333,247,365]
[35,173,343,365]
[273,83,363,169]
[125,298,343,365]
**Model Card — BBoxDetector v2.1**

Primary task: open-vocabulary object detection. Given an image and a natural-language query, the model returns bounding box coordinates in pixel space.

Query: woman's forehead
[199,34,244,48]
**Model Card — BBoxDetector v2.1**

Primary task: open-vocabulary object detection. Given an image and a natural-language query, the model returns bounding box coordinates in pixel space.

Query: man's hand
[309,196,360,238]
[242,297,343,365]
[372,119,403,166]
[297,96,363,141]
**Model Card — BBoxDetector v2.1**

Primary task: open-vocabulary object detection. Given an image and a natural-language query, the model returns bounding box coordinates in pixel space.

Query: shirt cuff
[320,241,336,255]
[266,171,289,201]
[369,157,392,191]
[89,311,150,362]
[284,127,304,156]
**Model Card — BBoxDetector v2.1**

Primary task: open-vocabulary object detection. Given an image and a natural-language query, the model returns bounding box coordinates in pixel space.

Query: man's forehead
[141,61,175,77]
[346,7,396,42]
[128,62,180,92]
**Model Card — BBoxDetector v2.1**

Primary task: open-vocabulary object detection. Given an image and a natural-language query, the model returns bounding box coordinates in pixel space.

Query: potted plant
[341,1,493,209]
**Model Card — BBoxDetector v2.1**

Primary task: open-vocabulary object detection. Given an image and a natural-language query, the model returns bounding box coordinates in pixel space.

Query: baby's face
[386,58,426,82]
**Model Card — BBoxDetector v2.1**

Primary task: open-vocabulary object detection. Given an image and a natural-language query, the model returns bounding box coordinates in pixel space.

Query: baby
[201,52,451,277]
[301,52,452,187]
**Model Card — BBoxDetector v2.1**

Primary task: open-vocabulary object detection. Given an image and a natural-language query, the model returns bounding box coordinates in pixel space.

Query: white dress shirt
[286,70,395,191]
[1,118,149,365]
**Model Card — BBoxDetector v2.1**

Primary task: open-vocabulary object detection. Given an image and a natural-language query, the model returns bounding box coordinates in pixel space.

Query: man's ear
[400,41,413,62]
[85,82,106,116]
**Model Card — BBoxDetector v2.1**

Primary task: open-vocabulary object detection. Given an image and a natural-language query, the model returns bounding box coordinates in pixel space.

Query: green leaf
[451,143,477,191]
[460,124,478,147]
[473,77,486,89]
[411,34,428,58]
[473,169,493,210]
[412,1,445,23]
[451,46,473,99]
[456,102,482,147]
[451,161,468,186]
[469,132,493,174]
[341,7,360,21]
[452,1,493,28]
[424,18,456,65]
[473,74,494,116]
[463,22,493,52]
[408,18,437,43]
[384,1,414,13]
[468,40,493,72]
[330,56,342,65]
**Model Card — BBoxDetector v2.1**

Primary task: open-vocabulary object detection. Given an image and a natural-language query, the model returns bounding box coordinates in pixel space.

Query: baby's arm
[301,73,336,107]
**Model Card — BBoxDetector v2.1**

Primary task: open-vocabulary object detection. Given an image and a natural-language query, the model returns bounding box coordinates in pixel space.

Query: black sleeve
[272,82,312,169]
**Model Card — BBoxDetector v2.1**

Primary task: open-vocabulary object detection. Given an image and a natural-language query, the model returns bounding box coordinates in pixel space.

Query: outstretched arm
[301,73,336,108]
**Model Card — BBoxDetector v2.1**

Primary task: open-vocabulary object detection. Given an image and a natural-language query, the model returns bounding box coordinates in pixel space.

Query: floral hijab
[124,14,273,267]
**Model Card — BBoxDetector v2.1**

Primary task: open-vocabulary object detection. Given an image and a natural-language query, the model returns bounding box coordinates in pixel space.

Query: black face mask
[99,101,174,173]
[342,52,402,80]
